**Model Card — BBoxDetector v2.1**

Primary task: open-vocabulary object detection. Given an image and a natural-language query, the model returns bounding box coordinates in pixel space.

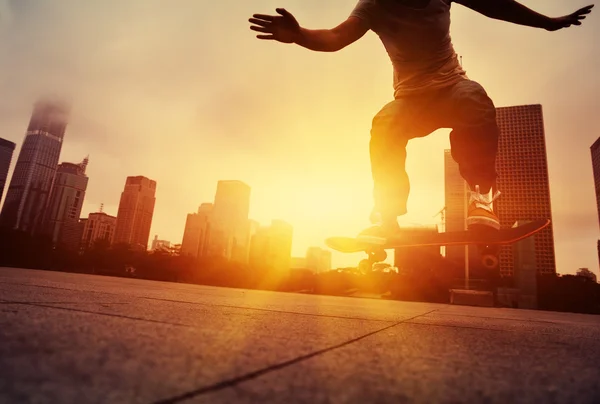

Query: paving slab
[1,267,599,403]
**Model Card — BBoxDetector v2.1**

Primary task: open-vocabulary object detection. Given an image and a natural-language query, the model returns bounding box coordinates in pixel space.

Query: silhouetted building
[444,149,466,262]
[81,211,116,249]
[0,99,69,233]
[180,203,213,258]
[306,247,332,273]
[495,105,556,276]
[444,149,481,267]
[43,158,89,249]
[393,225,441,271]
[64,218,87,252]
[237,219,260,263]
[0,138,16,204]
[151,235,171,252]
[591,137,600,228]
[209,180,251,260]
[113,176,156,251]
[249,220,293,271]
[290,257,307,270]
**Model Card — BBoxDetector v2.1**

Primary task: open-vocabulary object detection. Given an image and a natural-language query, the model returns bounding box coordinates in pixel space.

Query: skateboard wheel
[358,259,372,273]
[481,254,499,270]
[370,250,387,263]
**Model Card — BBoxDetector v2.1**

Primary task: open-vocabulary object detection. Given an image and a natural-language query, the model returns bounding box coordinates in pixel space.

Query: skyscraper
[443,150,481,268]
[306,247,332,273]
[249,220,293,271]
[444,149,467,264]
[180,203,213,258]
[0,100,69,233]
[81,211,117,249]
[43,158,89,249]
[240,219,260,263]
[151,235,172,252]
[495,104,556,276]
[0,138,16,204]
[113,176,156,251]
[209,180,251,259]
[591,137,600,227]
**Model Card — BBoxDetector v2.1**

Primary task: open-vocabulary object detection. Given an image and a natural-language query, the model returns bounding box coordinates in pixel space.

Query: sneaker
[467,185,501,230]
[356,217,400,245]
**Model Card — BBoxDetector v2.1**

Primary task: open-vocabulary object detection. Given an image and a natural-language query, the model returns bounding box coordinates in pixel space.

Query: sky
[0,0,598,274]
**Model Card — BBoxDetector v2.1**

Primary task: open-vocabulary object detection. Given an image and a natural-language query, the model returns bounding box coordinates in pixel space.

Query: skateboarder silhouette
[249,1,593,243]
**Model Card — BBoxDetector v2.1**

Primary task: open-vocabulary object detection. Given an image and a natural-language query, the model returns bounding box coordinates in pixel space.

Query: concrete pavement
[1,267,599,403]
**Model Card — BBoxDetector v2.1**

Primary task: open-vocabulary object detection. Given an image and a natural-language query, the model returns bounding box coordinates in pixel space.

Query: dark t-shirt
[350,0,466,97]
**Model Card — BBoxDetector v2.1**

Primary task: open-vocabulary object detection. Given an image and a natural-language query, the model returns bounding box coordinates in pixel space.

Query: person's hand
[249,8,301,43]
[545,4,594,31]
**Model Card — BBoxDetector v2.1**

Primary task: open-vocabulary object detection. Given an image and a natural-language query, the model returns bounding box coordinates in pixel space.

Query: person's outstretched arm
[453,0,594,31]
[249,8,369,52]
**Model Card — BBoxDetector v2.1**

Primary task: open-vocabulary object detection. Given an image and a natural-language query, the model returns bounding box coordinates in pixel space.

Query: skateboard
[325,219,550,271]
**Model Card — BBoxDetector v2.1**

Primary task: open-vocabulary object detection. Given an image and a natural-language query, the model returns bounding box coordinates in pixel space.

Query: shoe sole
[355,235,387,245]
[466,215,501,230]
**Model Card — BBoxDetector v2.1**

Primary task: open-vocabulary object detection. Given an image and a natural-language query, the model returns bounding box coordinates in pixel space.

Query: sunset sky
[0,0,598,274]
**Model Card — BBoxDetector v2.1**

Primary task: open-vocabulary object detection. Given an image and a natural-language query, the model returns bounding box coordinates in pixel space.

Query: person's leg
[441,79,500,229]
[359,95,441,242]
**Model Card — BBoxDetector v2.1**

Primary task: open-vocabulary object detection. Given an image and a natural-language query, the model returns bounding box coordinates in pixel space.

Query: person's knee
[453,81,497,128]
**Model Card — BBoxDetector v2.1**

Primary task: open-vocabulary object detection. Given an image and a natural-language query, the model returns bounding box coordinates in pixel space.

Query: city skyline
[0,1,598,273]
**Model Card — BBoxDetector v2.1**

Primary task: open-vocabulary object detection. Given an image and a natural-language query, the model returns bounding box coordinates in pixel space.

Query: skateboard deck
[325,219,550,254]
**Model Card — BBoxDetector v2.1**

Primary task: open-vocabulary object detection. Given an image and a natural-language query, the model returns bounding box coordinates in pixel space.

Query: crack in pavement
[6,301,192,328]
[151,309,439,404]
[143,296,400,324]
[402,320,600,340]
[0,301,128,305]
[1,281,414,324]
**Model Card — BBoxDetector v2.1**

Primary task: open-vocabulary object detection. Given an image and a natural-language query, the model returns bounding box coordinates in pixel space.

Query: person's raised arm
[249,8,369,52]
[453,0,594,31]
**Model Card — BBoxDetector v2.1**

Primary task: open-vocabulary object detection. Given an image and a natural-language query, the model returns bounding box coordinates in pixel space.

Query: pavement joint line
[0,301,129,305]
[7,301,193,328]
[151,309,440,404]
[0,281,125,296]
[432,312,598,325]
[0,281,426,324]
[402,320,600,340]
[142,296,402,324]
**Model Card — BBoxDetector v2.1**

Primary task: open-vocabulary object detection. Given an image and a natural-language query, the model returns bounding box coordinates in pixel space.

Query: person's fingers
[252,14,276,21]
[249,18,273,28]
[276,8,293,19]
[251,25,272,34]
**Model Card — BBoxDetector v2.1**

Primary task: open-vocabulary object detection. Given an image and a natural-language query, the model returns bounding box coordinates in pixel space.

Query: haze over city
[0,0,598,272]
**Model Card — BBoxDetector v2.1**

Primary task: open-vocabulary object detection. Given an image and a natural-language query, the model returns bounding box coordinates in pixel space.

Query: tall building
[0,138,16,204]
[209,180,251,260]
[240,219,260,263]
[113,176,156,251]
[249,220,293,271]
[444,149,467,264]
[591,137,600,227]
[495,105,556,276]
[151,235,171,252]
[43,158,89,249]
[444,150,481,268]
[81,211,116,249]
[0,100,69,233]
[306,247,332,273]
[180,203,213,258]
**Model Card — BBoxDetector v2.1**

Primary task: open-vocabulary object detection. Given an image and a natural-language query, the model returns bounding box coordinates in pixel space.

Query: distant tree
[576,268,598,283]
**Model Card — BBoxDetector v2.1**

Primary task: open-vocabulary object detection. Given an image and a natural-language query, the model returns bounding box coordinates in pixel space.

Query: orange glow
[1,1,597,272]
